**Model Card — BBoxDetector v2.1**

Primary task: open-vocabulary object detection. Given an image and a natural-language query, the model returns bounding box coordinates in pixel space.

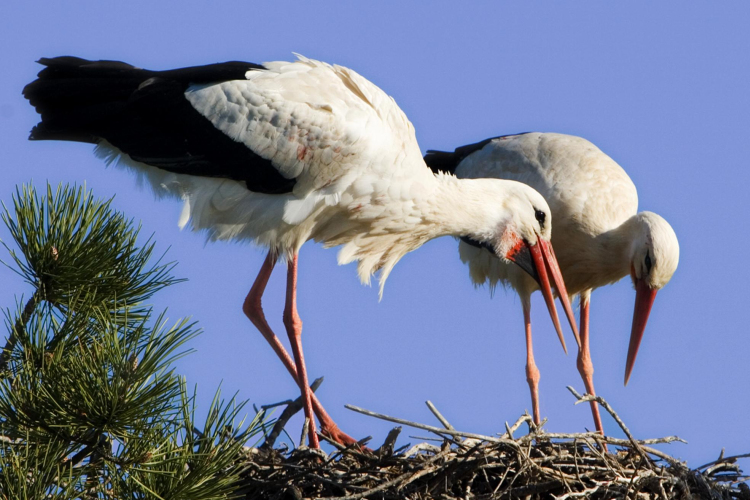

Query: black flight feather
[424,133,532,175]
[24,56,297,194]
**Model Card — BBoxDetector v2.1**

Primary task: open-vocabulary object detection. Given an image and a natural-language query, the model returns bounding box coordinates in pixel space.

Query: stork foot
[320,423,362,449]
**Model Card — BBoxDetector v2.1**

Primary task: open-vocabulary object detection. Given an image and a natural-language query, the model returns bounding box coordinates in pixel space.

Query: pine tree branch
[0,184,262,499]
[0,290,42,372]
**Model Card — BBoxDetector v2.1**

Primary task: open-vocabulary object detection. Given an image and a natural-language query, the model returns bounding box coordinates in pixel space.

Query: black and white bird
[25,56,579,448]
[425,132,679,435]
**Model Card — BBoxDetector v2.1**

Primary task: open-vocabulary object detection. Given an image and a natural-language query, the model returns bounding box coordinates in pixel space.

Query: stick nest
[234,389,748,499]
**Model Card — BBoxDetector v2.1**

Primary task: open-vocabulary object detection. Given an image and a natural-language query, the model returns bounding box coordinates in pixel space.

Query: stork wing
[185,56,430,218]
[26,55,428,202]
[428,132,638,233]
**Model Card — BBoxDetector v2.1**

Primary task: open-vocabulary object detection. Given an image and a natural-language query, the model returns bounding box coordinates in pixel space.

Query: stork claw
[321,424,370,451]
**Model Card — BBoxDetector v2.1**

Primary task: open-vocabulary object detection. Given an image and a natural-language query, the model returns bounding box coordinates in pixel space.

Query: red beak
[538,239,581,349]
[624,278,658,386]
[511,238,580,354]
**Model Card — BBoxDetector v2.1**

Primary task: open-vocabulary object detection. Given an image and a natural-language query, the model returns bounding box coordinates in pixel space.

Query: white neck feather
[333,172,517,299]
[560,215,642,293]
[420,174,525,241]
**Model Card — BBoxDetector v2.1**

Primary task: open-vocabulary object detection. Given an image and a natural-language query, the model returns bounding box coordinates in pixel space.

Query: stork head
[462,181,580,352]
[624,211,679,385]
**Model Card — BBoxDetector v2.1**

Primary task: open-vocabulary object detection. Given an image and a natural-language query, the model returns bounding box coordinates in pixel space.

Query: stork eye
[645,253,653,274]
[534,209,546,227]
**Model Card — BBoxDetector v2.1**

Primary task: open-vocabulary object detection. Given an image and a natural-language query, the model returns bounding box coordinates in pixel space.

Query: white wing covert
[186,56,429,227]
[455,133,638,235]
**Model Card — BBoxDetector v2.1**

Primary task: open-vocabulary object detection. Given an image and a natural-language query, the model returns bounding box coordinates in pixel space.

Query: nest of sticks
[235,384,749,499]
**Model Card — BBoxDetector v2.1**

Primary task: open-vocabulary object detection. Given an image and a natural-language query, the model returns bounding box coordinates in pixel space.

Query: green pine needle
[0,183,269,499]
[1,183,183,323]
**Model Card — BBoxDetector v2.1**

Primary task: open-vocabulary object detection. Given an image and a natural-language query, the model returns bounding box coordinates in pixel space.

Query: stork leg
[576,291,606,443]
[242,252,358,447]
[522,296,542,426]
[282,253,319,448]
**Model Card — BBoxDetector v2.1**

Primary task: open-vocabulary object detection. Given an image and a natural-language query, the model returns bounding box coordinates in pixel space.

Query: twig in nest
[425,400,454,430]
[240,397,748,500]
[300,418,310,448]
[316,448,452,500]
[261,377,323,449]
[344,404,517,447]
[505,412,533,439]
[567,386,646,457]
[697,452,750,470]
[377,426,401,456]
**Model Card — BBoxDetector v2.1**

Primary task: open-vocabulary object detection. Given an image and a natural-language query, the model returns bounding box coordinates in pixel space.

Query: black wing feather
[424,133,532,175]
[24,56,296,194]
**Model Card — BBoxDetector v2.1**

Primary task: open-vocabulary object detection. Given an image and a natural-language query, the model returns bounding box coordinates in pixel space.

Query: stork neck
[420,174,510,240]
[596,215,643,277]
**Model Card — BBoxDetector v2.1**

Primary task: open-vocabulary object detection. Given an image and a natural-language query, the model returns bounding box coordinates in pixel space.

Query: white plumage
[26,56,578,448]
[96,57,432,290]
[427,132,679,435]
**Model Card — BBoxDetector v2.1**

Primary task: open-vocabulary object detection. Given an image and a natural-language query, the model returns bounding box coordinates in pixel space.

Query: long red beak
[538,239,581,348]
[518,239,580,354]
[624,278,658,386]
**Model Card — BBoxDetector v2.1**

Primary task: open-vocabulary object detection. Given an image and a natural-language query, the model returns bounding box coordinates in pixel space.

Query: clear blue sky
[1,1,748,468]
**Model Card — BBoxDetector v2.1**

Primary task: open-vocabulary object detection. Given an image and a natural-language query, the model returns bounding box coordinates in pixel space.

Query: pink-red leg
[522,297,542,426]
[576,292,606,444]
[242,252,358,447]
[282,254,318,448]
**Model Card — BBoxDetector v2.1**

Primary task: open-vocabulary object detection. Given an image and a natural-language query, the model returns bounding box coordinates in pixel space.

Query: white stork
[25,57,579,448]
[425,132,679,435]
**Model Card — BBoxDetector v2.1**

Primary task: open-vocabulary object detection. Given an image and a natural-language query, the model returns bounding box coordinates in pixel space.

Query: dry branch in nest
[236,387,749,499]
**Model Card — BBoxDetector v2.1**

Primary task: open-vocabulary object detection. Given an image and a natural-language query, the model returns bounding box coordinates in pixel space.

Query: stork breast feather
[210,180,249,211]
